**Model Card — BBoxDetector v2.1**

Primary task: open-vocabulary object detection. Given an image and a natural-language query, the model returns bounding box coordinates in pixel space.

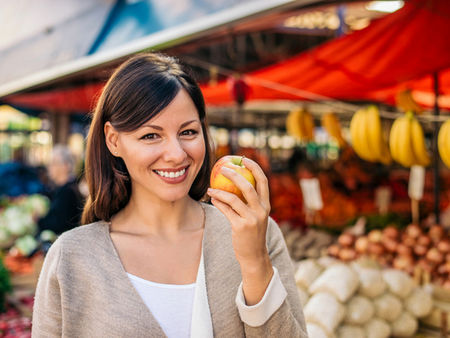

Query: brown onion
[446,253,450,262]
[417,234,431,247]
[406,223,422,239]
[327,244,340,257]
[437,262,450,275]
[402,234,416,248]
[383,226,399,239]
[355,236,369,254]
[338,247,357,261]
[437,239,450,254]
[368,242,385,256]
[368,229,383,243]
[414,244,428,257]
[429,224,444,243]
[338,233,355,247]
[393,255,414,272]
[383,237,398,253]
[397,243,413,256]
[426,248,444,264]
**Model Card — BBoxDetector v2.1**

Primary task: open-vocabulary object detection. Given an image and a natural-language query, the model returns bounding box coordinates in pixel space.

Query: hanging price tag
[300,178,323,211]
[408,165,425,201]
[375,186,392,215]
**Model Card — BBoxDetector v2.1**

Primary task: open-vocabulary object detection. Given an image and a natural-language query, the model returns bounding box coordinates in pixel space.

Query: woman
[32,53,307,337]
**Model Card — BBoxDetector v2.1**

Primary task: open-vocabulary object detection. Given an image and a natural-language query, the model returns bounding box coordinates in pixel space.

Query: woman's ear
[104,122,120,156]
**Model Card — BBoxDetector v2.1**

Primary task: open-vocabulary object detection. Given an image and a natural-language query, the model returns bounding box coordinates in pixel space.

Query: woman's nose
[162,138,187,163]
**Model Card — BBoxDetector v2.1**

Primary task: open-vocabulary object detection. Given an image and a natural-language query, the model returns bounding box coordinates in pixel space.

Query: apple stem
[239,156,245,166]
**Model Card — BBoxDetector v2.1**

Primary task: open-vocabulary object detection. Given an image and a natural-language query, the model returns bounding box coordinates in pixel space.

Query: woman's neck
[111,194,203,238]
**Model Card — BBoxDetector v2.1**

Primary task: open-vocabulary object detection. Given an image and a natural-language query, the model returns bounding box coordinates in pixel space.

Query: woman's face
[112,89,206,203]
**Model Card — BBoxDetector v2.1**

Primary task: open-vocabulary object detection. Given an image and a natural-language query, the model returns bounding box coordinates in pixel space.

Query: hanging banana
[396,89,423,114]
[321,112,347,147]
[438,119,450,169]
[350,106,390,164]
[286,108,314,142]
[389,111,430,168]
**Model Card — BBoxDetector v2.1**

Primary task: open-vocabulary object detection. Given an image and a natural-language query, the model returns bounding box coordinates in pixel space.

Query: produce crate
[9,254,43,291]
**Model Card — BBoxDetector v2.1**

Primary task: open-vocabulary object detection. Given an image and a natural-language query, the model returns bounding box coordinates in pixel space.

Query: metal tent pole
[433,72,440,224]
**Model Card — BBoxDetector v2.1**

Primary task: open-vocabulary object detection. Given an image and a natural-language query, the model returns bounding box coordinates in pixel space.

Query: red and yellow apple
[210,155,256,201]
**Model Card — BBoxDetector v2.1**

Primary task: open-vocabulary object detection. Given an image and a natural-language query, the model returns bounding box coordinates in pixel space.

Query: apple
[210,155,256,202]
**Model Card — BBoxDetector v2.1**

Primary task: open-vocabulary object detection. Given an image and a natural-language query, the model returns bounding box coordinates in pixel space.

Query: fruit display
[349,106,392,165]
[285,108,314,142]
[438,119,450,169]
[389,112,431,167]
[327,223,450,289]
[321,112,346,148]
[210,155,256,202]
[295,257,433,338]
[282,227,334,261]
[269,173,306,227]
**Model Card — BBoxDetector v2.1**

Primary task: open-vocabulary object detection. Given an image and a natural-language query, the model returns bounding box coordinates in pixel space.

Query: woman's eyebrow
[142,119,199,130]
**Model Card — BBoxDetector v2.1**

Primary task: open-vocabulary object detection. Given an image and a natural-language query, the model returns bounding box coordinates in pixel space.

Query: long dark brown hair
[81,53,213,224]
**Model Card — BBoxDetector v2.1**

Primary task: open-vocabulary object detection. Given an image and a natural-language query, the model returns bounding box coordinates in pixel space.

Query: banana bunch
[389,112,431,167]
[286,108,314,142]
[350,106,392,164]
[321,112,347,147]
[438,119,450,169]
[395,89,423,114]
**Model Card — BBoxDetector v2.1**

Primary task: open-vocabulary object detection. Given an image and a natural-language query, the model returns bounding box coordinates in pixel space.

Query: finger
[241,157,270,207]
[210,197,241,225]
[207,187,248,216]
[219,167,259,206]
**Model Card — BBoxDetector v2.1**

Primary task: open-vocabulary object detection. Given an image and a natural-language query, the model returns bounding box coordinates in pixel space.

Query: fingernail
[207,188,214,194]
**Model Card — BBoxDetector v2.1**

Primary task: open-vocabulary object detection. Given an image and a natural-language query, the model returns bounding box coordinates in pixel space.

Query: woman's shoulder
[56,221,110,251]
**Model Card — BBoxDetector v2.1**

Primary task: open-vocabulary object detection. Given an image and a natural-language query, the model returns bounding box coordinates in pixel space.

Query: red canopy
[201,0,450,109]
[4,0,450,112]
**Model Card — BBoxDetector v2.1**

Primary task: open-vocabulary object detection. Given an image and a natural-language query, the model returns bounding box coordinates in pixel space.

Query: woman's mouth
[153,166,189,183]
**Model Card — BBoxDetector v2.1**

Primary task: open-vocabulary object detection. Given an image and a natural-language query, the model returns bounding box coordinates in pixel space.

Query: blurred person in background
[37,144,85,234]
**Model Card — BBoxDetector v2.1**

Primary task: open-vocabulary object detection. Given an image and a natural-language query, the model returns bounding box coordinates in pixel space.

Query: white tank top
[127,273,196,338]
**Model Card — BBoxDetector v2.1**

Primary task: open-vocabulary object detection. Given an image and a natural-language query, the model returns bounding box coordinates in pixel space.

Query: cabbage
[14,235,38,256]
[3,205,36,236]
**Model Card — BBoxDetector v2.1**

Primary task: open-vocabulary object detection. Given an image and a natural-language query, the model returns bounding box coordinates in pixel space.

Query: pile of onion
[327,223,450,288]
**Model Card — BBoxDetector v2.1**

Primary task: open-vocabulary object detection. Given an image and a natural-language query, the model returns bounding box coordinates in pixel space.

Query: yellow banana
[396,89,423,114]
[350,109,365,159]
[286,108,315,142]
[286,109,303,140]
[366,105,384,161]
[359,108,378,162]
[438,119,450,168]
[410,116,431,167]
[301,110,315,142]
[350,108,377,162]
[389,117,401,162]
[391,113,416,167]
[321,112,346,147]
[379,141,392,165]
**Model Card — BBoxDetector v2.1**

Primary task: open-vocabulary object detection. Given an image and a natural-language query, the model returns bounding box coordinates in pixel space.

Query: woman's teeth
[155,168,186,178]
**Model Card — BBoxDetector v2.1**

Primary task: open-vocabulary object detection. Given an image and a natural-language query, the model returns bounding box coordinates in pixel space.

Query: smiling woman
[31,53,307,338]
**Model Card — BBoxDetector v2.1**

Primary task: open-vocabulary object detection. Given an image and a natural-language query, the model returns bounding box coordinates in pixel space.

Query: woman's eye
[181,129,198,136]
[141,133,159,140]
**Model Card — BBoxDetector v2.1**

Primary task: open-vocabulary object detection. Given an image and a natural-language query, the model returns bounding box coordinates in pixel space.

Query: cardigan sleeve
[32,238,63,338]
[242,217,308,337]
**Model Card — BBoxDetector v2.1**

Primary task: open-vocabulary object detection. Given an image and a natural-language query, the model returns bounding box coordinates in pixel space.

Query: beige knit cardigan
[32,203,307,337]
